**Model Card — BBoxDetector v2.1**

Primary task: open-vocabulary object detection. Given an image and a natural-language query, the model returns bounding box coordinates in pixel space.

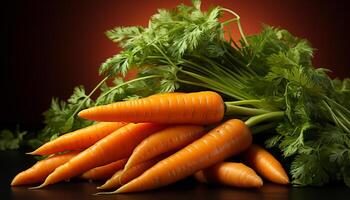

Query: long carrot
[78,91,225,125]
[33,123,165,188]
[97,155,165,191]
[11,151,80,186]
[124,125,205,170]
[29,122,126,156]
[113,119,252,193]
[194,162,263,188]
[81,158,128,181]
[242,144,289,185]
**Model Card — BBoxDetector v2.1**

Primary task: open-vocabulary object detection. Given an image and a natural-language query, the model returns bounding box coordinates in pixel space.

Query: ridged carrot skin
[11,151,79,186]
[194,162,263,188]
[81,158,128,181]
[115,119,252,193]
[29,122,126,156]
[98,156,164,190]
[78,91,225,125]
[242,144,289,185]
[124,125,205,170]
[36,123,165,188]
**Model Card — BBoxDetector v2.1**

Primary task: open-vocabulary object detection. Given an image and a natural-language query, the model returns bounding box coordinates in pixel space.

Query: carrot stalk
[81,158,128,181]
[78,91,225,125]
[242,144,289,185]
[28,122,126,156]
[194,162,263,188]
[97,155,164,191]
[113,119,252,193]
[33,123,165,188]
[124,125,205,170]
[11,151,80,186]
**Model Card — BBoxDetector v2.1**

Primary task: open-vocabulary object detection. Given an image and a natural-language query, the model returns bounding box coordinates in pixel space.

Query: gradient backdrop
[1,0,349,127]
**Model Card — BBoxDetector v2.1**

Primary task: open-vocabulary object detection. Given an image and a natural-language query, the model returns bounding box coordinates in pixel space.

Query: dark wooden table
[1,150,350,200]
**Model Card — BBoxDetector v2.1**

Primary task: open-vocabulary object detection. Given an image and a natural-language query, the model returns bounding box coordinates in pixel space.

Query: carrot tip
[25,151,36,155]
[28,183,46,190]
[93,191,116,195]
[77,110,86,118]
[10,180,17,186]
[96,185,105,190]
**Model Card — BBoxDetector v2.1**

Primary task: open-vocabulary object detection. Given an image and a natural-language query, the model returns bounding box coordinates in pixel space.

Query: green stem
[324,100,350,133]
[224,104,270,116]
[322,100,342,129]
[68,76,110,119]
[245,111,284,127]
[225,100,264,106]
[179,69,245,100]
[95,75,163,105]
[176,78,238,99]
[221,18,238,26]
[220,8,248,46]
[151,44,178,69]
[251,122,279,135]
[324,95,350,116]
[334,109,350,132]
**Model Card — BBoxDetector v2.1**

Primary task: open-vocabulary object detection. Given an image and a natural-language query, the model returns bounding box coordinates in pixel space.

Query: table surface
[1,150,350,200]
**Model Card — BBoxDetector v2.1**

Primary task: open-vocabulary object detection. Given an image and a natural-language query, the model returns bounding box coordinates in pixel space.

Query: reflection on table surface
[11,180,291,200]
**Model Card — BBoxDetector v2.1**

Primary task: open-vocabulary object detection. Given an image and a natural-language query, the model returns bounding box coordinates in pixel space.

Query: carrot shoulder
[81,158,128,181]
[78,91,225,125]
[11,151,79,186]
[114,119,252,193]
[124,125,205,170]
[242,144,289,185]
[35,123,165,188]
[29,122,126,155]
[194,162,263,188]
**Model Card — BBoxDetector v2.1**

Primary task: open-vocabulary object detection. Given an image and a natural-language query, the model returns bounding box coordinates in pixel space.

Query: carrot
[29,122,126,156]
[34,123,165,188]
[78,91,225,125]
[81,158,128,181]
[194,162,263,188]
[11,151,79,186]
[114,119,252,193]
[97,155,165,191]
[242,144,289,185]
[124,125,205,170]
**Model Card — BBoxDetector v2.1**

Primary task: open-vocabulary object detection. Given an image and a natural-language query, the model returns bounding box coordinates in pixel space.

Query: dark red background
[1,0,349,127]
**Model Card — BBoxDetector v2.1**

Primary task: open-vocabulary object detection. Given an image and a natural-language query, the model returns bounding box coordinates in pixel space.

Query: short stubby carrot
[11,151,80,186]
[35,123,165,188]
[242,144,289,185]
[98,155,164,191]
[114,119,252,193]
[78,91,225,125]
[194,162,263,188]
[124,125,205,170]
[81,158,128,181]
[29,122,126,156]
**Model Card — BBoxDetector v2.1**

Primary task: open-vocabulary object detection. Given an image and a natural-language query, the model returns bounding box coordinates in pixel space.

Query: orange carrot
[11,151,79,186]
[98,155,164,190]
[34,123,165,188]
[194,162,263,188]
[114,119,252,193]
[78,91,224,125]
[242,144,289,185]
[81,158,128,181]
[29,122,126,156]
[124,125,205,170]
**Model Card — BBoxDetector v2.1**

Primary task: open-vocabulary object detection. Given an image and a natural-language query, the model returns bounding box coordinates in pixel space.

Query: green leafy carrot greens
[2,0,350,187]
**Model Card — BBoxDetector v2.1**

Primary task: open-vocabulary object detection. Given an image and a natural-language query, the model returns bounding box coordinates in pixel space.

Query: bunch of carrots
[11,91,289,194]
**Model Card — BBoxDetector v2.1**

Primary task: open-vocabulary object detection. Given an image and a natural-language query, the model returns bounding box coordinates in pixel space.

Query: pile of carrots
[11,91,289,194]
